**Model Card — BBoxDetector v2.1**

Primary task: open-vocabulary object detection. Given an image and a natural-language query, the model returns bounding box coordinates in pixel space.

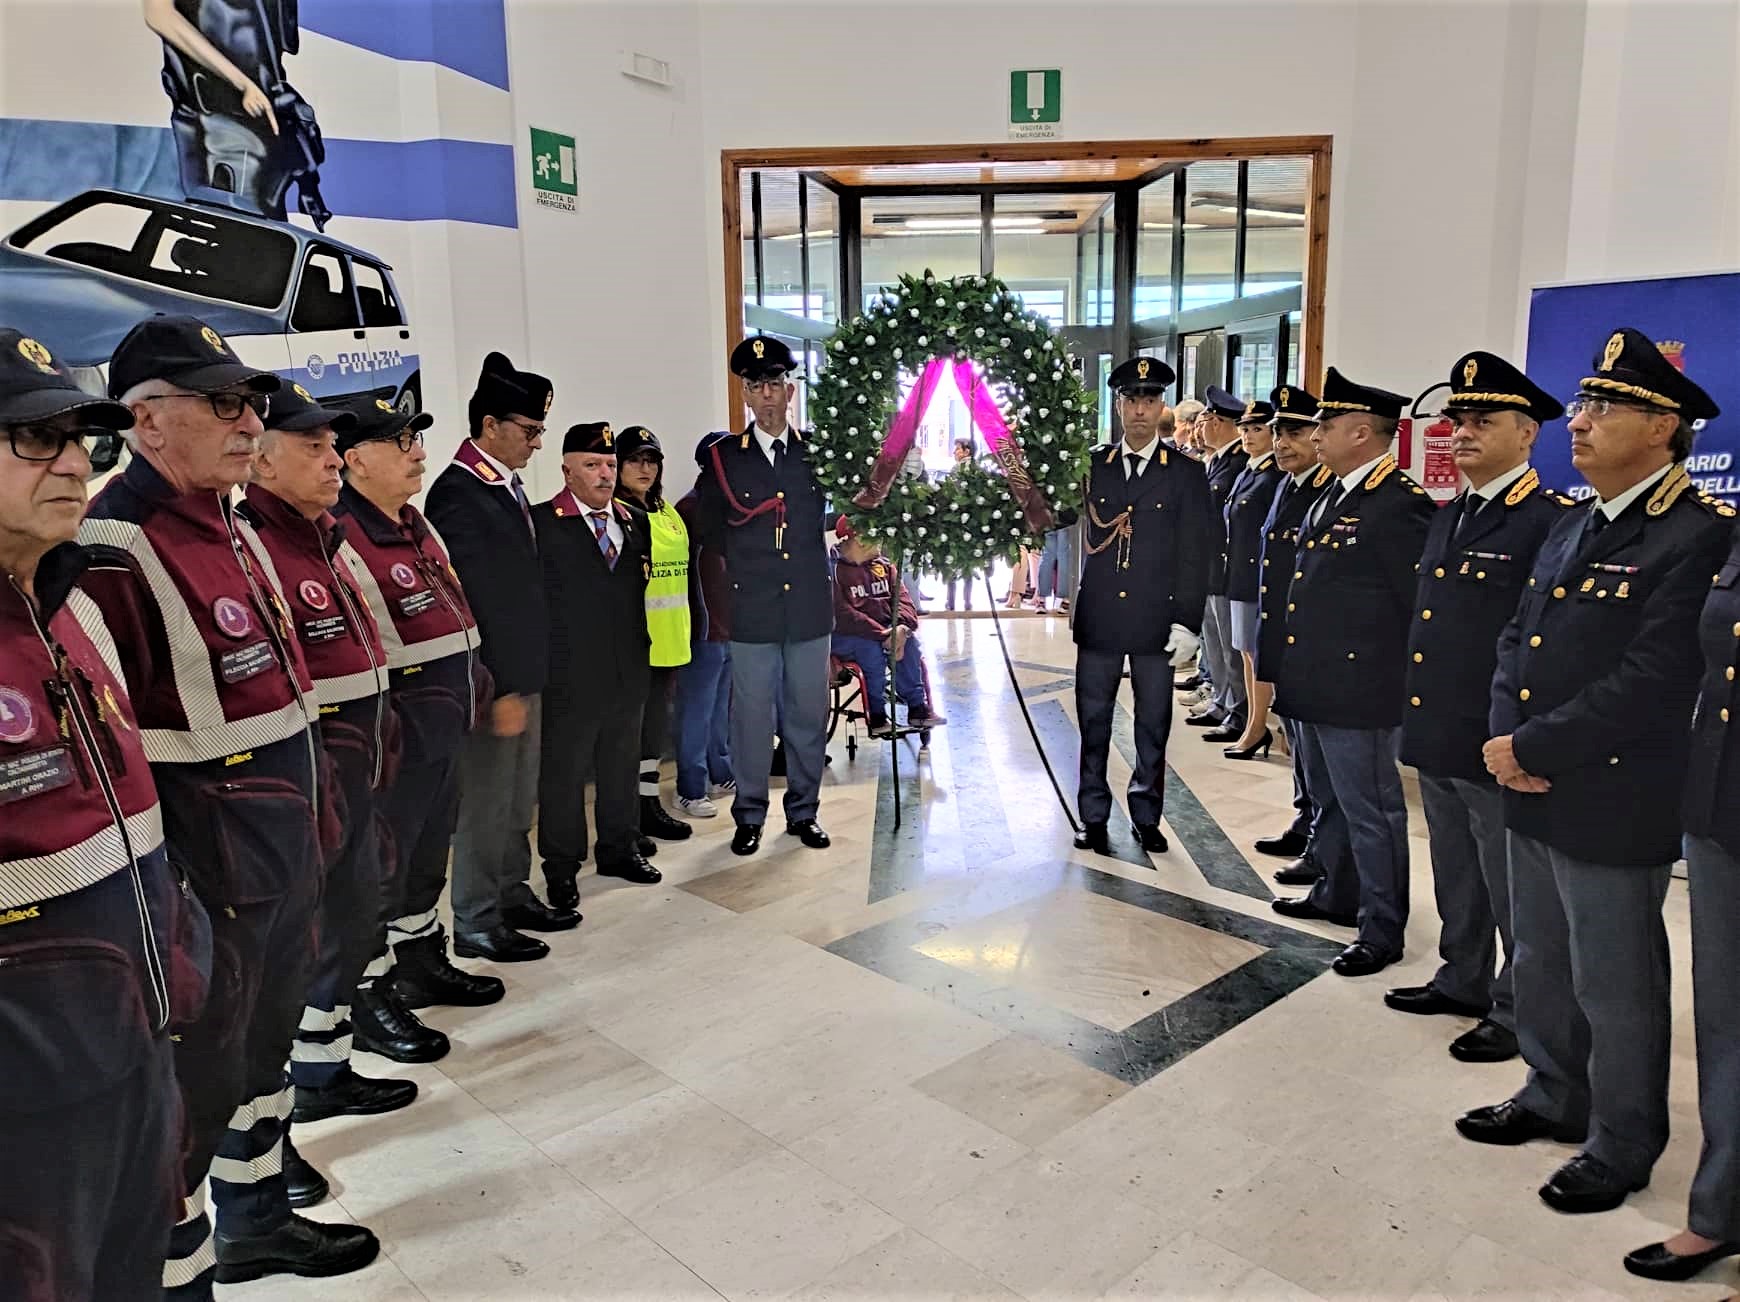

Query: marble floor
[259,615,1728,1300]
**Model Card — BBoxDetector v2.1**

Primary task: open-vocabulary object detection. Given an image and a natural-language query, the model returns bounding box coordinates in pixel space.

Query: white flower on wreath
[975,327,985,337]
[1023,349,1033,359]
[865,335,876,345]
[918,336,928,347]
[871,371,882,380]
[936,297,946,307]
[910,309,920,318]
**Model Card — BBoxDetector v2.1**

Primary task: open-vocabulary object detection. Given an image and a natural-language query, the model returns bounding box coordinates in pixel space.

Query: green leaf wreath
[810,271,1096,576]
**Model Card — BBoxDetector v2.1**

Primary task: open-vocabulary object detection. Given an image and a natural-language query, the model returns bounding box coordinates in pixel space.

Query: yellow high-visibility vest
[645,500,692,668]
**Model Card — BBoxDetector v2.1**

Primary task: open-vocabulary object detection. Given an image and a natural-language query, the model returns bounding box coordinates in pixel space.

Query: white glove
[1164,623,1200,669]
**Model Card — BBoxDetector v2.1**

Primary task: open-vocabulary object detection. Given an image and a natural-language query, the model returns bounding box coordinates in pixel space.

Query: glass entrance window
[861,194,981,307]
[1181,162,1239,315]
[1136,175,1176,325]
[806,177,839,322]
[1244,157,1308,299]
[990,192,1112,328]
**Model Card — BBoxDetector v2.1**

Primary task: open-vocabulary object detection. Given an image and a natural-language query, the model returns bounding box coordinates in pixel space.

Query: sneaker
[709,779,736,797]
[678,795,718,818]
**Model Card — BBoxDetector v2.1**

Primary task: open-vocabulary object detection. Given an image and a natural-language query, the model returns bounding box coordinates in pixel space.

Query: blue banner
[1525,271,1740,503]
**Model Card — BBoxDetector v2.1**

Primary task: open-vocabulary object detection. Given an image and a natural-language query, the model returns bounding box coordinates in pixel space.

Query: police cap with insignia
[332,388,433,455]
[0,328,134,428]
[1202,385,1246,421]
[1441,351,1563,423]
[1316,366,1408,421]
[1107,355,1175,395]
[1268,385,1319,425]
[563,422,615,455]
[731,336,797,382]
[107,313,281,400]
[1581,327,1720,423]
[267,381,356,435]
[1238,398,1276,427]
[615,426,662,462]
[470,350,553,427]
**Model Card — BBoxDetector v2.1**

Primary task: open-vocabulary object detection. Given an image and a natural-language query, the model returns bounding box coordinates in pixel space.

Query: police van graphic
[0,188,421,413]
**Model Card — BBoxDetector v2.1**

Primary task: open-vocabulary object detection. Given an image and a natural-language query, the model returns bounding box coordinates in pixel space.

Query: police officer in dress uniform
[1460,329,1733,1217]
[333,393,502,1056]
[0,330,180,1302]
[536,422,660,904]
[78,315,376,1292]
[1219,396,1284,759]
[247,388,413,1216]
[1073,356,1214,855]
[1252,386,1333,885]
[698,337,832,857]
[1271,368,1435,978]
[426,352,577,964]
[1188,386,1250,739]
[1385,353,1570,1066]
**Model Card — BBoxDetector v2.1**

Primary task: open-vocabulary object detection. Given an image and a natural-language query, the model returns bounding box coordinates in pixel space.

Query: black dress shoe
[732,823,763,856]
[214,1214,380,1283]
[1133,822,1168,853]
[786,819,831,849]
[1254,830,1308,858]
[598,853,662,884]
[637,835,659,858]
[1185,711,1223,728]
[1073,822,1110,854]
[1383,985,1488,1018]
[544,863,581,912]
[390,932,507,1009]
[453,926,550,963]
[1450,1019,1520,1063]
[1272,857,1321,886]
[642,796,694,841]
[292,1068,417,1124]
[1332,942,1401,977]
[1202,725,1243,743]
[502,898,581,933]
[1624,1239,1740,1281]
[1456,1099,1582,1146]
[1540,1152,1645,1214]
[1271,896,1358,927]
[351,984,450,1063]
[1175,675,1203,692]
[283,1138,328,1209]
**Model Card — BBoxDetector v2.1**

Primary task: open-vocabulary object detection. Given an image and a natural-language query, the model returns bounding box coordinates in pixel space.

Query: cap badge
[752,339,766,360]
[1136,360,1151,380]
[0,686,36,744]
[298,580,330,611]
[1601,332,1625,373]
[602,425,613,447]
[16,337,55,374]
[1244,400,1256,418]
[200,326,228,356]
[1463,358,1478,387]
[293,383,313,402]
[543,390,553,416]
[375,398,394,413]
[1279,387,1289,407]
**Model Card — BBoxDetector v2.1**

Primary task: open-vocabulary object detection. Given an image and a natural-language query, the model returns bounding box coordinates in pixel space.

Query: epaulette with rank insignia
[1362,455,1398,491]
[1096,443,1118,465]
[1310,465,1334,488]
[1646,464,1693,517]
[1695,491,1738,519]
[1504,468,1540,506]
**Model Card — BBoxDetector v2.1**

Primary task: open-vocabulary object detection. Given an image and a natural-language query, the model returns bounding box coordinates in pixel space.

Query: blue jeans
[1036,526,1074,600]
[833,633,929,722]
[675,640,733,800]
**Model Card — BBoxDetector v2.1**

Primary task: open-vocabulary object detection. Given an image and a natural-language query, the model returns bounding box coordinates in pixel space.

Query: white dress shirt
[583,504,624,553]
[1594,462,1676,520]
[753,423,791,466]
[1466,460,1533,507]
[1120,437,1161,479]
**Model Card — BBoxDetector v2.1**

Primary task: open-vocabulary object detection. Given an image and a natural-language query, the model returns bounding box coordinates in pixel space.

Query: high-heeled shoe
[1223,729,1273,760]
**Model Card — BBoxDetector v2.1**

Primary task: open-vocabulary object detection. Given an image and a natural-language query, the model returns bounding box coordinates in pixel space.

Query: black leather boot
[351,982,449,1063]
[642,795,693,841]
[282,1135,329,1209]
[391,930,507,1009]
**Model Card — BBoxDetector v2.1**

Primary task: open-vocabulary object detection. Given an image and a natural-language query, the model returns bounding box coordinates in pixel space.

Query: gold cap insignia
[200,325,227,355]
[375,398,395,413]
[17,337,55,373]
[1463,357,1478,387]
[1279,387,1289,407]
[1136,359,1151,380]
[543,390,553,416]
[1244,400,1256,418]
[1601,332,1625,373]
[293,383,313,402]
[602,425,613,447]
[752,340,766,360]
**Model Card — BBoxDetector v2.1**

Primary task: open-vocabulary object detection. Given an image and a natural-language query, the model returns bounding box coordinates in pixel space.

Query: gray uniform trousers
[1300,722,1410,955]
[1281,714,1316,846]
[1685,836,1740,1240]
[730,635,829,826]
[450,695,542,932]
[1201,595,1246,726]
[1419,774,1515,1029]
[1508,830,1670,1185]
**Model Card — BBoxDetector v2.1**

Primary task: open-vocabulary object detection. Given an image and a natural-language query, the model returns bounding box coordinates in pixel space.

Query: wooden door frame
[721,135,1332,421]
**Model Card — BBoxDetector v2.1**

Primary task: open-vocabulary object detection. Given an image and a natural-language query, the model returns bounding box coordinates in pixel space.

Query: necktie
[591,511,618,569]
[771,437,787,478]
[510,473,534,535]
[1125,453,1145,482]
[1311,482,1345,531]
[1454,491,1485,539]
[1585,504,1610,543]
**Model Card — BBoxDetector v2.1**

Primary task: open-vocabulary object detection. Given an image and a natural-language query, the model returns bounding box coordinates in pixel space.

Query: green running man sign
[530,127,577,212]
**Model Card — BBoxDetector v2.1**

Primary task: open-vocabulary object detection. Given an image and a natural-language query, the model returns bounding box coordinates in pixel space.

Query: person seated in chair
[829,515,944,737]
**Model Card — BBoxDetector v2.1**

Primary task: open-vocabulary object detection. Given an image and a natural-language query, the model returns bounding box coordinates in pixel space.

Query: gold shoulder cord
[1646,464,1692,517]
[1082,471,1136,571]
[1505,468,1540,507]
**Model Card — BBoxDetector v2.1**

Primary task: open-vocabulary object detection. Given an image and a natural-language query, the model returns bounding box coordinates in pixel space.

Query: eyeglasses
[1564,396,1664,421]
[500,416,545,441]
[385,428,425,452]
[139,391,271,422]
[744,378,791,395]
[7,423,121,464]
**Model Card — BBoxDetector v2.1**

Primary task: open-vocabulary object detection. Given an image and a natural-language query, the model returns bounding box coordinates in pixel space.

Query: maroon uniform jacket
[832,552,918,640]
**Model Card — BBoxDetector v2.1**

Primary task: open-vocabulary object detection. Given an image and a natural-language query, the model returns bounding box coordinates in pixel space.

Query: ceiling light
[1189,200,1305,221]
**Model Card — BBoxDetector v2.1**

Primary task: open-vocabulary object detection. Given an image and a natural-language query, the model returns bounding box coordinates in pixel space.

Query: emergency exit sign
[1009,70,1061,139]
[529,127,577,213]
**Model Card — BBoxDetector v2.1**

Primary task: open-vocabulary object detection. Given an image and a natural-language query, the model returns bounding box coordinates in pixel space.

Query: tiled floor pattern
[256,616,1729,1300]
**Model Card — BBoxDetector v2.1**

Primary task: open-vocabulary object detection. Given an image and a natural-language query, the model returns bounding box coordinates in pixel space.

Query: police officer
[427,352,575,963]
[0,329,180,1301]
[1188,386,1250,738]
[1219,397,1284,758]
[536,422,658,902]
[698,337,832,857]
[79,315,375,1291]
[1252,386,1332,884]
[1272,368,1434,977]
[1462,330,1732,1216]
[1386,353,1569,1065]
[247,387,413,1210]
[1073,356,1213,855]
[334,391,502,1049]
[1625,479,1740,1280]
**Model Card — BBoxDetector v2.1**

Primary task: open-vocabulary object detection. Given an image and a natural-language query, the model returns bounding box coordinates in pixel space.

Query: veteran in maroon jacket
[0,329,182,1302]
[78,316,375,1294]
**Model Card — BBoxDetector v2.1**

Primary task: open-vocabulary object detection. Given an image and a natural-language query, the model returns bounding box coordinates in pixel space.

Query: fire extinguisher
[1399,382,1462,504]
